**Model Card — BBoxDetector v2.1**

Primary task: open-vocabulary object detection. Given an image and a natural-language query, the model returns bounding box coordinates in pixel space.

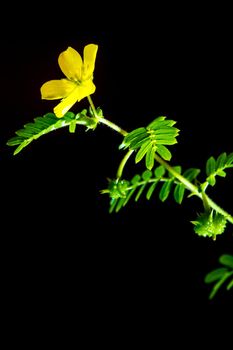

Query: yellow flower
[40,43,98,118]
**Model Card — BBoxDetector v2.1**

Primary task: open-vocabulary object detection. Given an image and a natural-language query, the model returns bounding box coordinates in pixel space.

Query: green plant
[204,254,233,299]
[6,42,233,299]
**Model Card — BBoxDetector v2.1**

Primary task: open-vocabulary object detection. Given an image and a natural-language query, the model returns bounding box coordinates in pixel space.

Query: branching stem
[87,96,233,225]
[154,154,233,224]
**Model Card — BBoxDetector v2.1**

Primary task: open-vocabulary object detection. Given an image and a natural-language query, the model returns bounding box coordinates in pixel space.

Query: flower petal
[58,46,83,81]
[54,80,96,118]
[82,44,98,80]
[40,79,76,100]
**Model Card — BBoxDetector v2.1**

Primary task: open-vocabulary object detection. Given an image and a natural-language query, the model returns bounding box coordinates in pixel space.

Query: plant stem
[204,197,233,224]
[87,96,233,225]
[87,96,128,136]
[97,116,128,136]
[116,149,134,178]
[154,153,200,196]
[154,154,233,224]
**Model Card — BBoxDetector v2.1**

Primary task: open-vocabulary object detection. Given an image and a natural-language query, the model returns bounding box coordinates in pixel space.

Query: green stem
[97,116,128,136]
[154,153,233,224]
[154,153,200,196]
[87,95,128,136]
[87,95,98,116]
[87,95,233,225]
[116,149,134,178]
[204,196,233,224]
[201,191,211,212]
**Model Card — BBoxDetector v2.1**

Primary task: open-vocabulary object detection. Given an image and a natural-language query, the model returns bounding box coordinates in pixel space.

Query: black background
[1,3,232,345]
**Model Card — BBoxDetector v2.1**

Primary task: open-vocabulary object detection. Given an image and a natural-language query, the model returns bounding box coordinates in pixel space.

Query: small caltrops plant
[6,43,233,299]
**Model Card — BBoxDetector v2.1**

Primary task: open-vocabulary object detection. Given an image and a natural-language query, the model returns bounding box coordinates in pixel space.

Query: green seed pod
[191,210,227,239]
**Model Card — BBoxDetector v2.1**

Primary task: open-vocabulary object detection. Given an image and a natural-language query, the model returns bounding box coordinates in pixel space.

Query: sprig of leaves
[103,165,200,213]
[204,254,233,299]
[205,152,233,186]
[119,116,179,170]
[6,108,100,155]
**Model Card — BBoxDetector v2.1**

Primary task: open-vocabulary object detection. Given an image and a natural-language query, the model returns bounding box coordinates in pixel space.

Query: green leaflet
[6,108,99,155]
[216,152,227,169]
[154,165,166,177]
[173,168,201,204]
[145,145,156,170]
[183,168,201,180]
[206,156,216,176]
[173,183,185,204]
[120,116,179,169]
[204,254,233,299]
[219,254,233,269]
[146,181,159,200]
[159,179,174,202]
[227,279,233,290]
[135,140,152,164]
[205,152,233,186]
[147,116,176,129]
[69,119,77,133]
[119,127,147,149]
[156,145,172,161]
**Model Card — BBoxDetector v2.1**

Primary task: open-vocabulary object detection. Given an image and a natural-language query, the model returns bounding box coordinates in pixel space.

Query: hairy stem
[87,96,127,136]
